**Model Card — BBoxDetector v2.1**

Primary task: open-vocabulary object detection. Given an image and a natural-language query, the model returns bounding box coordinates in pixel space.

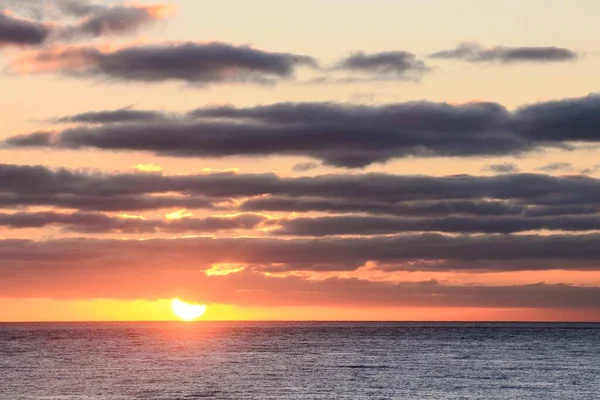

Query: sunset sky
[1,0,599,322]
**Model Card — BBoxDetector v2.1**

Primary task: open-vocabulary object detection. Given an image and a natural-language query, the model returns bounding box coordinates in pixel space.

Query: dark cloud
[57,4,169,40]
[2,234,600,274]
[514,95,600,142]
[5,101,523,167]
[484,163,520,174]
[3,168,597,217]
[54,107,169,124]
[0,193,215,212]
[242,197,524,217]
[0,211,266,234]
[7,95,600,167]
[334,51,428,79]
[0,211,152,233]
[11,42,318,85]
[430,42,578,63]
[536,162,574,172]
[4,164,600,207]
[272,214,600,236]
[0,11,49,47]
[54,0,108,17]
[241,197,599,218]
[522,205,599,217]
[5,131,53,146]
[0,1,168,46]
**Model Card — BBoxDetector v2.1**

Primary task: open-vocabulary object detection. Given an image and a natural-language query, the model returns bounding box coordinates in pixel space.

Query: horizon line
[2,320,599,324]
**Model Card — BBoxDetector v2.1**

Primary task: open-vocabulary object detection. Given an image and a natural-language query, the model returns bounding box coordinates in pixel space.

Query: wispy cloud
[0,1,170,48]
[0,211,267,234]
[55,3,171,41]
[333,51,428,80]
[9,42,318,85]
[484,163,520,174]
[430,42,578,63]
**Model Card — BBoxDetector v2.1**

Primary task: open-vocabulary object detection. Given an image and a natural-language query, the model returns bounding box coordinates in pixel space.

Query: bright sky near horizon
[0,0,599,321]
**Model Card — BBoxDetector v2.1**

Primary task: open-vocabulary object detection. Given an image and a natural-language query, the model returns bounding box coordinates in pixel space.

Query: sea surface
[1,322,599,399]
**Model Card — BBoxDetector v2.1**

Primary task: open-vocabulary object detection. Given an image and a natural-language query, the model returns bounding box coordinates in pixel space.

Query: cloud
[0,11,50,47]
[0,1,169,47]
[514,95,600,142]
[292,162,320,172]
[240,197,600,218]
[536,162,574,172]
[0,211,266,234]
[334,51,428,80]
[271,214,600,236]
[4,164,600,207]
[56,3,170,40]
[0,193,216,212]
[4,100,522,167]
[484,163,520,174]
[7,95,600,167]
[9,42,318,85]
[2,233,600,275]
[430,42,578,63]
[54,107,169,124]
[581,164,600,175]
[0,260,597,309]
[3,164,600,240]
[3,165,598,217]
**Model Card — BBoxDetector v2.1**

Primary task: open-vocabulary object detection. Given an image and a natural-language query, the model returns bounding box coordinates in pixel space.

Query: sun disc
[171,298,207,321]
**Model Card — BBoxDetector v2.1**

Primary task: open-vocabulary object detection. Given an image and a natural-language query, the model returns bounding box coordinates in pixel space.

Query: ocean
[1,322,598,399]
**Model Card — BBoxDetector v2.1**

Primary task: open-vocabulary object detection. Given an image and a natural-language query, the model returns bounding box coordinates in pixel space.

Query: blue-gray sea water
[1,322,599,399]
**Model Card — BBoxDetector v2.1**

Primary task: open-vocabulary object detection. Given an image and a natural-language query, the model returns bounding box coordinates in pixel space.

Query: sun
[171,298,207,321]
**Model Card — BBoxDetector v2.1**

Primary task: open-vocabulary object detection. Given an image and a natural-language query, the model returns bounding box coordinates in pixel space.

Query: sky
[0,0,599,322]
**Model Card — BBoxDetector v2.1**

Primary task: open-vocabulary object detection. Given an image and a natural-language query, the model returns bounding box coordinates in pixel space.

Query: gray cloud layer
[3,164,600,207]
[430,43,578,63]
[57,3,167,40]
[0,1,167,47]
[0,11,49,47]
[13,42,318,84]
[0,193,215,212]
[272,214,600,236]
[240,197,599,218]
[6,209,600,236]
[3,165,600,244]
[0,211,265,234]
[537,162,574,172]
[54,107,169,124]
[7,95,599,167]
[484,163,520,174]
[334,51,428,80]
[2,234,600,274]
[5,207,600,236]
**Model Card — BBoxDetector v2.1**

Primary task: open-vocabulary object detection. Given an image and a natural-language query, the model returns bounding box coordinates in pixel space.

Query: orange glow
[1,298,599,322]
[171,298,207,321]
[10,46,96,74]
[144,4,176,19]
[165,209,193,220]
[135,163,164,172]
[206,264,246,276]
[200,168,240,174]
[118,213,146,220]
